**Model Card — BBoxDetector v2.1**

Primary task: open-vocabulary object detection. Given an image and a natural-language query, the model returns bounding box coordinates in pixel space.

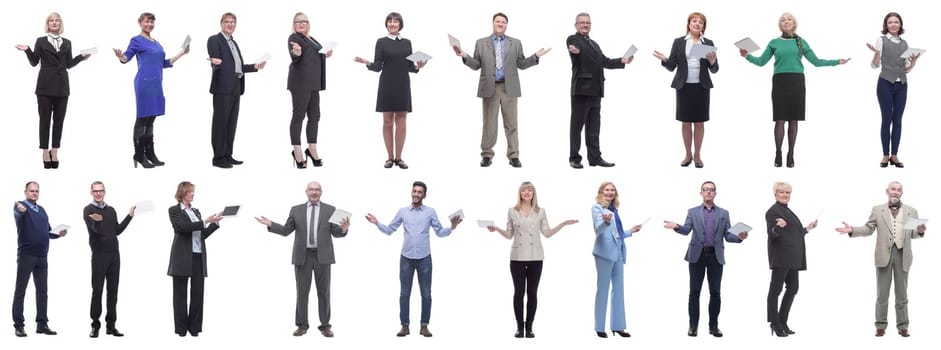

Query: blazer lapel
[693,205,705,242]
[879,205,893,229]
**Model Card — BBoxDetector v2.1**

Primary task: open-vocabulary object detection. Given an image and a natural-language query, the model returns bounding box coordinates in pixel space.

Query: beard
[888,197,901,208]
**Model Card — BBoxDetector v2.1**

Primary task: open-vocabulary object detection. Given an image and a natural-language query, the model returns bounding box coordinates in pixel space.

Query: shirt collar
[22,200,39,211]
[221,32,233,41]
[92,201,108,209]
[387,34,401,40]
[492,34,505,41]
[308,201,320,208]
[684,33,704,43]
[408,204,425,211]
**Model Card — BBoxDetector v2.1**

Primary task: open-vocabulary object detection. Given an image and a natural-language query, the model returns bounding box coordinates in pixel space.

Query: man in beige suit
[454,12,549,168]
[836,181,926,337]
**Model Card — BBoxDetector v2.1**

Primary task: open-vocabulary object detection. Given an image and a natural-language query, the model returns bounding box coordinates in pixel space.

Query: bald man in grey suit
[454,12,549,168]
[836,181,926,337]
[256,181,350,337]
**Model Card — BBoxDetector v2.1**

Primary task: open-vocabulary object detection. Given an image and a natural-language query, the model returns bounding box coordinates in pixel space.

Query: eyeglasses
[294,20,309,24]
[701,188,716,193]
[92,190,105,194]
[576,21,591,25]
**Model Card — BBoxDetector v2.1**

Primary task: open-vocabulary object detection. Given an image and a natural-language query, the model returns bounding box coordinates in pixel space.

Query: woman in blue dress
[113,12,189,168]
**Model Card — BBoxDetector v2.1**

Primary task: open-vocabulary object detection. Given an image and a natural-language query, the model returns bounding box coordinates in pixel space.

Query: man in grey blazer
[454,12,549,168]
[255,181,350,337]
[836,181,926,337]
[664,181,746,338]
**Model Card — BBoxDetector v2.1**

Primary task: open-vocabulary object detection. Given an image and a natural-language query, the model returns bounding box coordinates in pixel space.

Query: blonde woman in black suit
[653,12,718,168]
[167,181,223,337]
[288,12,333,168]
[15,12,90,169]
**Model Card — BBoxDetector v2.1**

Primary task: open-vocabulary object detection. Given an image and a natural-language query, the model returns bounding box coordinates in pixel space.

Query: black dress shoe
[15,327,27,337]
[525,330,535,338]
[188,329,199,337]
[509,158,522,168]
[709,327,723,337]
[514,329,523,338]
[783,325,795,335]
[570,161,584,169]
[227,157,244,165]
[589,159,615,167]
[680,158,692,167]
[480,157,492,167]
[889,158,904,168]
[596,331,608,338]
[36,325,57,335]
[212,160,233,168]
[786,152,794,168]
[694,161,704,168]
[687,327,698,337]
[106,328,124,337]
[90,327,99,338]
[774,151,783,167]
[612,330,631,337]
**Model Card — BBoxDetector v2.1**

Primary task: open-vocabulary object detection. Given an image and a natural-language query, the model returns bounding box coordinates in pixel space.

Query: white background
[1,0,938,349]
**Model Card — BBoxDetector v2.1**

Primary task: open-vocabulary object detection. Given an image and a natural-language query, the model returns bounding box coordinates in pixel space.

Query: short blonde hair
[292,12,309,35]
[595,181,619,209]
[45,12,63,34]
[174,181,195,202]
[772,181,792,194]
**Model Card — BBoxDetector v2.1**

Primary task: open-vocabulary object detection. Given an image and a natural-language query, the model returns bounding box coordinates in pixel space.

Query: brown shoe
[293,327,308,337]
[419,325,433,337]
[899,329,910,337]
[320,327,334,338]
[875,328,885,337]
[396,325,409,337]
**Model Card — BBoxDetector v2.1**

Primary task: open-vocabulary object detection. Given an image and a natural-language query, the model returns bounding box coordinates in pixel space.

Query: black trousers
[172,253,204,335]
[510,260,543,330]
[569,95,603,163]
[688,248,723,328]
[37,95,68,149]
[211,79,243,161]
[290,89,321,145]
[90,252,120,329]
[12,254,49,328]
[767,267,800,325]
[294,248,331,329]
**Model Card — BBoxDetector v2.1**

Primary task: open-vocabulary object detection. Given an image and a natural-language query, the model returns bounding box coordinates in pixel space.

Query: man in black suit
[255,181,350,337]
[566,12,632,169]
[82,181,134,338]
[208,12,266,168]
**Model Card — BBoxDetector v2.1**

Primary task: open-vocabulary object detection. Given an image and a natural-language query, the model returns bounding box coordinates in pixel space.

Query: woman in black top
[15,12,90,169]
[354,12,426,169]
[287,12,332,168]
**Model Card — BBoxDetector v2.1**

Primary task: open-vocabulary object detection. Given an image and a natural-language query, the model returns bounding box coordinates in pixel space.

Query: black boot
[144,136,165,166]
[134,138,155,169]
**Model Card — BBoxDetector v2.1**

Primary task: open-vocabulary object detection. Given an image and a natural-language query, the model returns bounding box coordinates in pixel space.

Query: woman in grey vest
[867,12,921,168]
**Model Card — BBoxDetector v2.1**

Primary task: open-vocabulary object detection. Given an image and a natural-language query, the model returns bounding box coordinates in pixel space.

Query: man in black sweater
[83,181,135,338]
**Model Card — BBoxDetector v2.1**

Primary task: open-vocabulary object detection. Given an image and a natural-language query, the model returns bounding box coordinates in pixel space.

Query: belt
[495,80,505,84]
[702,246,715,253]
[235,72,243,79]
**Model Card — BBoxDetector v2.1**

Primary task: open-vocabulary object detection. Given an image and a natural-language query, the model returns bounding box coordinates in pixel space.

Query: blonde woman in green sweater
[740,13,849,168]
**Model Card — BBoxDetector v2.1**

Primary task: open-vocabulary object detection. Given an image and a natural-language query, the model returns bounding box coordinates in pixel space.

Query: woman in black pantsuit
[653,12,718,168]
[167,181,222,337]
[15,12,90,169]
[764,181,817,337]
[354,12,426,169]
[287,12,332,169]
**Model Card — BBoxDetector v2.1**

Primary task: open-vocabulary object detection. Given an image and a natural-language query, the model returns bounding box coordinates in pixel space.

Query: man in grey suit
[255,181,350,337]
[454,12,549,168]
[664,181,746,338]
[836,181,926,337]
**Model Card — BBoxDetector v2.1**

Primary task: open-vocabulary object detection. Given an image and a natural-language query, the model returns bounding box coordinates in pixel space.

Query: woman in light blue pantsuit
[592,181,641,338]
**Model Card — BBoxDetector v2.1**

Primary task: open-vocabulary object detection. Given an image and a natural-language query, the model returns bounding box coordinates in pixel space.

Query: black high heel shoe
[786,152,794,168]
[42,150,52,169]
[774,150,782,168]
[880,157,889,168]
[783,324,795,335]
[596,331,608,338]
[292,150,307,169]
[770,323,788,337]
[612,330,631,337]
[889,157,904,168]
[305,149,323,167]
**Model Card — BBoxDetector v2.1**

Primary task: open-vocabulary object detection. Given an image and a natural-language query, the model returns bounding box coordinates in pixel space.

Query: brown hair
[174,181,194,202]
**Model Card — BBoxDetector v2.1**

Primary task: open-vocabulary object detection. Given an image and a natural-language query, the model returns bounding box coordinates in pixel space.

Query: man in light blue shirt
[366,181,462,338]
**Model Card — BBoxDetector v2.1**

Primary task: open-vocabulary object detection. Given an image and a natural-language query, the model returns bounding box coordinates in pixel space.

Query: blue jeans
[400,255,432,326]
[876,78,908,155]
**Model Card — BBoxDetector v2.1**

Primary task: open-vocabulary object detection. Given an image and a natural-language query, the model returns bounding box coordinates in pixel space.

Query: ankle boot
[134,138,155,169]
[144,136,165,166]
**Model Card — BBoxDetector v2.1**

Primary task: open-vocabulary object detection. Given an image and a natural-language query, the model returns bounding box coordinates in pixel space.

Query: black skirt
[771,73,806,121]
[675,83,710,122]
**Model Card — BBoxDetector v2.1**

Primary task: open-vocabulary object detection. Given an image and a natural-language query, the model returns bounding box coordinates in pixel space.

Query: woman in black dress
[15,12,90,169]
[354,12,426,169]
